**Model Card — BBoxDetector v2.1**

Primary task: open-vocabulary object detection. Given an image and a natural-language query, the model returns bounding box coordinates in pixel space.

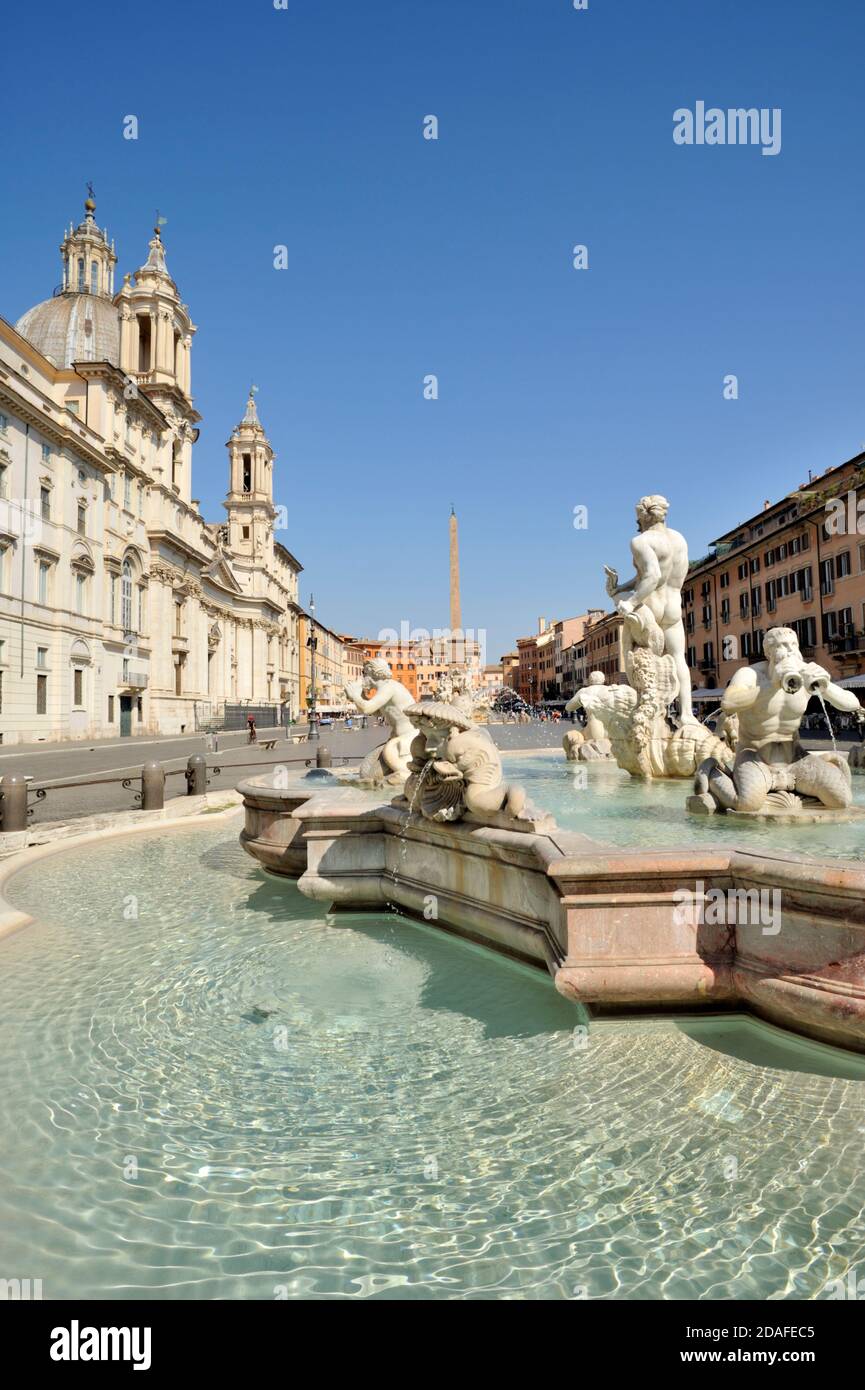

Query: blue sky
[2,0,863,660]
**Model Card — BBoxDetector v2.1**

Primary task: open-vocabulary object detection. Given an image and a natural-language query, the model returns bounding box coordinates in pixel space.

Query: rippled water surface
[504,753,865,862]
[2,820,865,1300]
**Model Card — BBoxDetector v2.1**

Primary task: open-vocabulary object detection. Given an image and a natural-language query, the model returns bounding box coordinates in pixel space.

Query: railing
[0,750,360,832]
[828,631,865,656]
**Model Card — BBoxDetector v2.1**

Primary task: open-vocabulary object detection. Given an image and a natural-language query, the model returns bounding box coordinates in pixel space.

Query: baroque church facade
[0,196,304,743]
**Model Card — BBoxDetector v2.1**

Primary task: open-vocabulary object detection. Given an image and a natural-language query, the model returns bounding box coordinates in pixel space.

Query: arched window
[90,261,99,295]
[77,258,85,291]
[121,559,133,633]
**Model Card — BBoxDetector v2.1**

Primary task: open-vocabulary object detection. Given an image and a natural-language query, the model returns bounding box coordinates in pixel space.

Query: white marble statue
[344,658,415,786]
[689,627,865,816]
[605,493,697,725]
[401,701,536,826]
[563,671,614,761]
[565,495,732,779]
[431,667,476,719]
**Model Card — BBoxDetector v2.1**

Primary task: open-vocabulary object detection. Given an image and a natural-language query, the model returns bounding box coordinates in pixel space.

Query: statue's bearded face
[765,633,799,674]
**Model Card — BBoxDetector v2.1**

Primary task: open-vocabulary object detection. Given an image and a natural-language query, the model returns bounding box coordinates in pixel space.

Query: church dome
[15,292,120,369]
[15,191,120,369]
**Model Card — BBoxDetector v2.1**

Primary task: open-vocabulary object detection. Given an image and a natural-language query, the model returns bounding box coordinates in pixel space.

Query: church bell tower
[224,390,277,562]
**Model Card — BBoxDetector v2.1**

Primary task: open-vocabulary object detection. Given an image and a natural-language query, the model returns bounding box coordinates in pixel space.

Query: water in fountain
[816,691,838,755]
[389,760,432,895]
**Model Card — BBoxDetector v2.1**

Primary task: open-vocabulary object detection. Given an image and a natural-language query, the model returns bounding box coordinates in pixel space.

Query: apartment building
[683,451,865,695]
[568,610,626,690]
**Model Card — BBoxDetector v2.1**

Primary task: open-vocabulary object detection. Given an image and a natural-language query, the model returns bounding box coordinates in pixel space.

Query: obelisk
[449,506,462,638]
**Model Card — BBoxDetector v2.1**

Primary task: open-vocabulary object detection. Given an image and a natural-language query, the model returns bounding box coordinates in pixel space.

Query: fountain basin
[239,769,865,1054]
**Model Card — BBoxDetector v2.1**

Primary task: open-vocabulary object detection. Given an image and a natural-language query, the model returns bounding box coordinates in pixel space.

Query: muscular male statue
[344,658,415,783]
[695,627,864,813]
[605,494,697,724]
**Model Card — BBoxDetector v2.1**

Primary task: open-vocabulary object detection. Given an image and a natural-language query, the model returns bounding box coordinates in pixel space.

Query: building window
[124,473,131,510]
[750,557,760,574]
[837,550,851,579]
[37,560,50,605]
[719,572,729,589]
[76,573,86,614]
[40,487,51,520]
[137,316,152,373]
[242,526,250,540]
[73,668,83,705]
[90,262,99,295]
[36,673,47,714]
[108,695,114,722]
[793,566,813,600]
[41,443,51,464]
[175,601,184,637]
[36,646,47,669]
[242,454,252,492]
[737,562,748,581]
[77,503,86,536]
[792,616,817,650]
[121,559,133,631]
[77,258,85,291]
[820,557,835,597]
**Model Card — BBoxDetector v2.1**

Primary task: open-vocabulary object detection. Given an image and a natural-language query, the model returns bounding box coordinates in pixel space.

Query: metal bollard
[142,762,165,811]
[186,754,207,795]
[0,775,28,832]
[316,747,332,769]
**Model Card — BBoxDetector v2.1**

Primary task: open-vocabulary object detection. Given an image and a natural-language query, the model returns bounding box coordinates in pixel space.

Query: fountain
[236,494,865,1055]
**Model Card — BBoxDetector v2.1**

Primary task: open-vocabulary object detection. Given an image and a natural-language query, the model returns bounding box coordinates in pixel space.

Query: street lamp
[307,592,319,740]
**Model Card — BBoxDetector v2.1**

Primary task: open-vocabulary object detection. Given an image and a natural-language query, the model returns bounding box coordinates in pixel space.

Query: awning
[692,688,724,700]
[837,675,865,689]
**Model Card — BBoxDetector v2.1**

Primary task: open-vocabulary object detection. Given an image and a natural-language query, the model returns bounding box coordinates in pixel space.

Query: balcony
[119,671,148,690]
[171,635,189,654]
[828,630,865,657]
